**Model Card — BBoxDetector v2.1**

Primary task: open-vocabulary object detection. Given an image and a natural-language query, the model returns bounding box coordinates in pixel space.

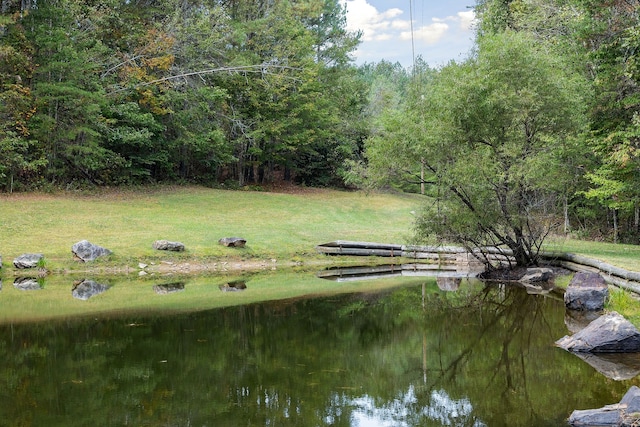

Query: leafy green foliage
[368,32,588,266]
[0,0,363,190]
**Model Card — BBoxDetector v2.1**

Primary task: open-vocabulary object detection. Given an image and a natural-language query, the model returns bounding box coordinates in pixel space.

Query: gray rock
[218,237,246,247]
[13,253,44,269]
[72,240,112,262]
[556,312,640,353]
[13,277,41,291]
[569,386,640,426]
[152,240,185,252]
[72,280,110,300]
[565,272,609,311]
[520,267,554,283]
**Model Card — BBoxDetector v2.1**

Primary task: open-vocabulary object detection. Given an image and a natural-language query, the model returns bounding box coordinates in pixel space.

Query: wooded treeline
[0,0,364,189]
[0,0,639,245]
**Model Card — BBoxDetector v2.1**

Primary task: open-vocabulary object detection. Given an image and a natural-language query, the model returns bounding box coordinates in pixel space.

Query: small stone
[152,240,185,252]
[139,263,148,269]
[139,270,148,276]
[520,267,554,283]
[218,237,247,247]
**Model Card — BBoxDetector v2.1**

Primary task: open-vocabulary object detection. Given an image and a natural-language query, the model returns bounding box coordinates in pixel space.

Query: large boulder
[520,267,554,283]
[218,237,246,247]
[13,253,44,269]
[152,240,185,252]
[72,240,112,262]
[569,386,640,426]
[556,312,640,353]
[565,272,609,311]
[72,279,110,300]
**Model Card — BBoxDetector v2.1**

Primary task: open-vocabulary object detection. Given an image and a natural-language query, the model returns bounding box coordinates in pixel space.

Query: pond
[0,268,636,426]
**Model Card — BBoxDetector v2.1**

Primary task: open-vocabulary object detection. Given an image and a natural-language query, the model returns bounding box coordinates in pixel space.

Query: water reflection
[72,279,110,300]
[317,263,475,282]
[219,280,247,292]
[0,272,634,426]
[153,282,185,294]
[570,352,640,380]
[349,387,486,427]
[13,277,42,290]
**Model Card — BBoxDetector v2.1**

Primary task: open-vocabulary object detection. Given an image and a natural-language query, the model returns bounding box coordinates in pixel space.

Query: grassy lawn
[2,185,639,272]
[0,186,422,273]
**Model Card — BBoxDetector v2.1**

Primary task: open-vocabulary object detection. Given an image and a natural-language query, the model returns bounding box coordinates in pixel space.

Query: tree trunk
[420,158,425,195]
[613,208,619,244]
[564,195,570,234]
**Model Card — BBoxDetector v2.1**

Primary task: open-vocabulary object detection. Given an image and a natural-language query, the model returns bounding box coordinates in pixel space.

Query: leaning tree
[408,32,589,267]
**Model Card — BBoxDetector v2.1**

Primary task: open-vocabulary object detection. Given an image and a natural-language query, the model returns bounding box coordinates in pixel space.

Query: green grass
[0,186,422,273]
[607,287,640,325]
[546,237,640,271]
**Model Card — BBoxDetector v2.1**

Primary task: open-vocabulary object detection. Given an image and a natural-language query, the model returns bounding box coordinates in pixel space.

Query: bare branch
[106,64,302,96]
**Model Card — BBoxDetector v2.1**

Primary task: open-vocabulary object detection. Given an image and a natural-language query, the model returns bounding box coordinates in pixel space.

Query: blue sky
[343,0,477,68]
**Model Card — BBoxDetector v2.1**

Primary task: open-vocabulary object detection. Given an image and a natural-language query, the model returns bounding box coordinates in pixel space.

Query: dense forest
[0,0,639,245]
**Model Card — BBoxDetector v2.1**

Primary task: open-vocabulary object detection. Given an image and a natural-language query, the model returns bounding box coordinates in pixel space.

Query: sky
[343,0,477,69]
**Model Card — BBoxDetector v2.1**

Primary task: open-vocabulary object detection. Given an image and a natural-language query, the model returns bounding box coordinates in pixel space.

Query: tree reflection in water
[0,275,634,426]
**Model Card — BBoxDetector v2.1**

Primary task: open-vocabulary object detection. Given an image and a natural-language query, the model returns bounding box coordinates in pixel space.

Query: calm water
[0,272,636,426]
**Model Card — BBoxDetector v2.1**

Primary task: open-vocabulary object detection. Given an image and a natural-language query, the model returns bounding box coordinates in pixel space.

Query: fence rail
[316,241,640,293]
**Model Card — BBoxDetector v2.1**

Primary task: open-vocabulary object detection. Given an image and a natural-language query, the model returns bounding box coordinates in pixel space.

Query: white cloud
[400,22,449,44]
[432,10,477,31]
[343,0,476,67]
[344,0,405,42]
[458,10,476,31]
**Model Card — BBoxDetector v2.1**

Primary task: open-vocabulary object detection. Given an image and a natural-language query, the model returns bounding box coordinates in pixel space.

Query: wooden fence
[316,240,640,293]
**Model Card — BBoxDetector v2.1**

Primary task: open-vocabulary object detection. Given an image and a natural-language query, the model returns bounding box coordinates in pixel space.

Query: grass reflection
[0,268,435,323]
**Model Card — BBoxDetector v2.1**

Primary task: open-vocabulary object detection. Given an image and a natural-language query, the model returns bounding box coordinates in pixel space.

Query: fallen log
[542,251,640,283]
[318,241,403,250]
[315,246,400,257]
